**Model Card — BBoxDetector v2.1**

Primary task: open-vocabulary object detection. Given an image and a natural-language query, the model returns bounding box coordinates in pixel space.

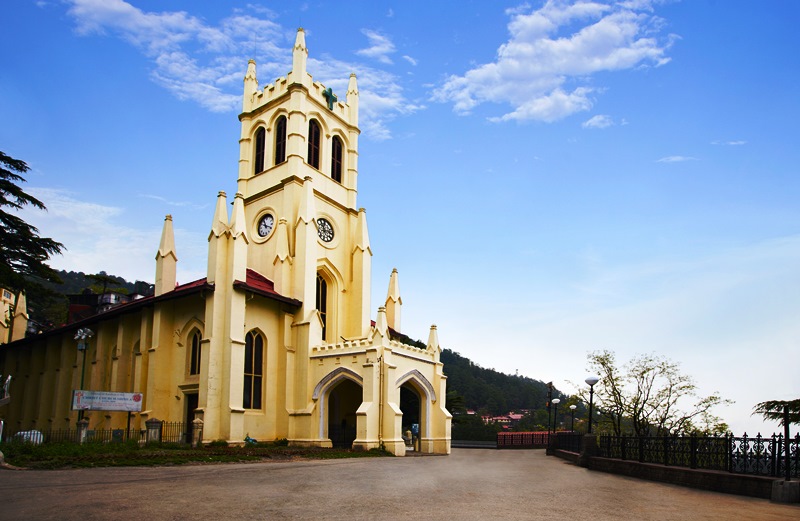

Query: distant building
[0,29,451,455]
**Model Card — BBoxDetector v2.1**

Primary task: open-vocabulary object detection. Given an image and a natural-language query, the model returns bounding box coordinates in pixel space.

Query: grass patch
[0,439,391,470]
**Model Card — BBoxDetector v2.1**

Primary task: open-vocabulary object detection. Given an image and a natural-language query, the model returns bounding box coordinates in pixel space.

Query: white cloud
[656,155,698,163]
[356,29,396,64]
[17,187,207,283]
[711,140,747,146]
[582,114,614,128]
[310,58,423,140]
[402,55,418,66]
[433,0,675,122]
[65,0,413,139]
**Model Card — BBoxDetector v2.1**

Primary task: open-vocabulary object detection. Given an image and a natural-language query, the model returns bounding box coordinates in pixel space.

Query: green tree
[584,350,731,436]
[0,151,64,294]
[753,399,800,427]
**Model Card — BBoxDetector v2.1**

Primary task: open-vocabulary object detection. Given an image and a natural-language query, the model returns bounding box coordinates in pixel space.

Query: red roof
[233,269,301,307]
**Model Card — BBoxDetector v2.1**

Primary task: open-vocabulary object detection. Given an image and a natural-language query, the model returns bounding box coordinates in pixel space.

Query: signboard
[71,390,143,412]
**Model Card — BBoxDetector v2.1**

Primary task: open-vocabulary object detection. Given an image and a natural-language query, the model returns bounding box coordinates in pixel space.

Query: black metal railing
[4,422,195,445]
[595,432,800,478]
[553,431,583,453]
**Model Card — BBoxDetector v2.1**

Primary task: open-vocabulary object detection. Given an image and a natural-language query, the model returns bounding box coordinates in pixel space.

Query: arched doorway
[400,383,422,450]
[327,379,361,448]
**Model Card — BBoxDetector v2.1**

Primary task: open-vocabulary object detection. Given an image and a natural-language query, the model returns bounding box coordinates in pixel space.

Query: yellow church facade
[0,29,451,456]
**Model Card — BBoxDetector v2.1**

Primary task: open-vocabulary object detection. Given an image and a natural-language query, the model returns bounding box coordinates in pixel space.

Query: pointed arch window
[316,273,328,341]
[331,136,343,183]
[243,330,264,409]
[254,127,266,174]
[274,116,287,165]
[189,330,201,376]
[308,119,321,169]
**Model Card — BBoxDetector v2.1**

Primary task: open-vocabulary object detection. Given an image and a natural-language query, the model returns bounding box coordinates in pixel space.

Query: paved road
[1,449,797,520]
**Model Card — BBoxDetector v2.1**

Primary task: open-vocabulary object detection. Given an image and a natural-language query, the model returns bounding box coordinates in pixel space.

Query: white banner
[71,390,144,412]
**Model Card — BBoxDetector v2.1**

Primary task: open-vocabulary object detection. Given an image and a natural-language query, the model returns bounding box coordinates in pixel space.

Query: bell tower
[236,28,371,341]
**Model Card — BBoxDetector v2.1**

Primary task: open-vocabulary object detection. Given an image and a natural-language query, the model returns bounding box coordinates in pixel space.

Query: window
[308,120,321,169]
[316,274,328,341]
[274,116,287,165]
[189,331,201,375]
[243,330,264,409]
[331,136,343,183]
[254,127,266,174]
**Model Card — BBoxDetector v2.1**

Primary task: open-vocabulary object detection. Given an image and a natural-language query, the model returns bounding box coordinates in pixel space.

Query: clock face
[257,213,275,237]
[317,218,334,242]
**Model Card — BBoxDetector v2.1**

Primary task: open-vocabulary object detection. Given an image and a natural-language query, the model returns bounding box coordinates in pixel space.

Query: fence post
[689,433,697,469]
[772,434,780,477]
[192,419,204,448]
[663,436,669,466]
[145,418,162,444]
[621,435,627,461]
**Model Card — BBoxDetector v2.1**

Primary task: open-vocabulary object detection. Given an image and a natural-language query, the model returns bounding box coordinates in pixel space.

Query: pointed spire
[347,73,359,126]
[157,215,177,260]
[427,324,440,353]
[13,290,26,319]
[292,28,308,80]
[271,218,292,295]
[229,192,248,240]
[354,207,370,253]
[275,218,290,262]
[10,290,28,342]
[155,215,178,296]
[297,176,316,225]
[210,191,229,238]
[243,59,258,111]
[375,306,388,337]
[385,268,402,332]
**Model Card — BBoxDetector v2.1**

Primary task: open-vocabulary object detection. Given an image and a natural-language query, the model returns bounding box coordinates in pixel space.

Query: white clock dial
[317,218,334,242]
[258,214,275,237]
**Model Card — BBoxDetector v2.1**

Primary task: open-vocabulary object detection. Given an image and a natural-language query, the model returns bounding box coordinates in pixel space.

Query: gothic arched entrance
[400,383,422,450]
[327,379,361,448]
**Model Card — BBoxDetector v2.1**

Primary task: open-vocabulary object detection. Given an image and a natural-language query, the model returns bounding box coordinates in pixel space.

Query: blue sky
[3,0,799,435]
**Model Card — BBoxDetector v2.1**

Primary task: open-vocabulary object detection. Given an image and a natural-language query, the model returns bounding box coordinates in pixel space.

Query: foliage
[0,151,64,295]
[753,399,800,427]
[24,270,152,332]
[441,349,557,415]
[451,414,502,441]
[584,350,731,436]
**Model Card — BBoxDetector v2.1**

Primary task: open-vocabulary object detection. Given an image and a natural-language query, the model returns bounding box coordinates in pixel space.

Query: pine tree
[0,151,64,293]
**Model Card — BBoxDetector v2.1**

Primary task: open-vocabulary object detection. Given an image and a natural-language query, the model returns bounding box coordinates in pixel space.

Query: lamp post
[74,328,94,422]
[570,404,577,432]
[551,398,561,434]
[585,375,600,434]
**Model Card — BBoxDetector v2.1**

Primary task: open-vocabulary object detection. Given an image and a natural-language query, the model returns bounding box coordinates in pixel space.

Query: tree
[584,350,731,436]
[753,399,800,427]
[0,151,64,293]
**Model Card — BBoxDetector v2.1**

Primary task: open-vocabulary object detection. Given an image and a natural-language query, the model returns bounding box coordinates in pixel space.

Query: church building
[0,29,452,456]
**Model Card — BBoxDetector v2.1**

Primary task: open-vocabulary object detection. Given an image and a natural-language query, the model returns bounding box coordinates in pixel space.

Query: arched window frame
[331,135,343,183]
[274,116,287,165]
[189,330,202,376]
[316,273,328,341]
[254,126,266,174]
[308,119,321,169]
[243,330,264,410]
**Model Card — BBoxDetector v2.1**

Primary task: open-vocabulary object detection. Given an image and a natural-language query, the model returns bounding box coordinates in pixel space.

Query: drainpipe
[378,355,383,447]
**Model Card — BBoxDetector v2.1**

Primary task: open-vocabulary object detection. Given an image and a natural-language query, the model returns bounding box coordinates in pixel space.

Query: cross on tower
[322,87,337,110]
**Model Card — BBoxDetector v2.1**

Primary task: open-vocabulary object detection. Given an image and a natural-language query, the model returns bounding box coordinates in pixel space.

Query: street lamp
[569,404,577,432]
[585,375,600,434]
[551,398,561,433]
[74,328,94,422]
